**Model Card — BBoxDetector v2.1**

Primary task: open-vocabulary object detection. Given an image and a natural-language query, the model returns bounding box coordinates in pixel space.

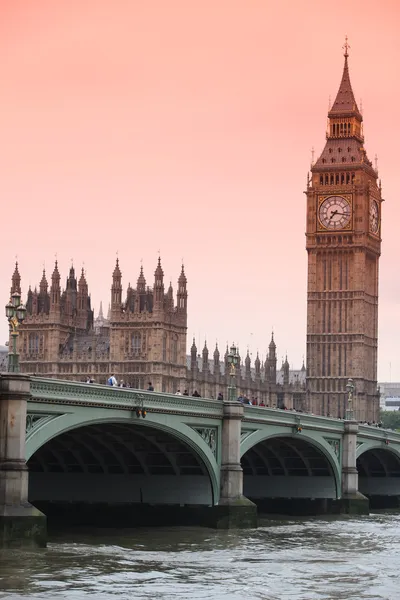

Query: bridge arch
[357,442,400,505]
[26,410,220,511]
[240,429,341,511]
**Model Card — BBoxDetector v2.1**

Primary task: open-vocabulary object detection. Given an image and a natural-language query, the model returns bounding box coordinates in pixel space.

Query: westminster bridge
[2,373,400,547]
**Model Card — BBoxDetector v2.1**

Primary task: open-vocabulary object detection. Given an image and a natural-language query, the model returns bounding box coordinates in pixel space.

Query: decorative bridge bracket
[324,437,341,461]
[241,430,254,444]
[26,413,61,438]
[191,427,217,457]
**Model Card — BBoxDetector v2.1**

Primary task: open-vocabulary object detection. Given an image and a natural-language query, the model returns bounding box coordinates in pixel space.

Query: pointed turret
[50,261,61,312]
[98,301,104,320]
[245,350,251,381]
[39,269,48,294]
[202,341,209,372]
[190,337,198,371]
[255,352,261,380]
[111,258,122,311]
[177,264,187,313]
[283,355,290,385]
[213,343,220,375]
[154,257,164,308]
[78,268,87,289]
[266,332,277,384]
[77,268,89,327]
[269,331,276,353]
[224,344,229,370]
[137,265,146,293]
[66,265,77,290]
[167,282,174,310]
[37,268,50,314]
[10,262,21,295]
[26,286,33,314]
[65,264,77,317]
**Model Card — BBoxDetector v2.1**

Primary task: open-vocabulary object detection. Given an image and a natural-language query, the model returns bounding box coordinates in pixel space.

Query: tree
[380,410,400,430]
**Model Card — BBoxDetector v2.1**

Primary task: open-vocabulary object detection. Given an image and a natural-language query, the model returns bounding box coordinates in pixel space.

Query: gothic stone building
[10,259,306,408]
[306,45,382,422]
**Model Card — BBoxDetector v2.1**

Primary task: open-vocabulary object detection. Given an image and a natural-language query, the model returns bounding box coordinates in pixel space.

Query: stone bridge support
[0,374,46,548]
[341,420,369,514]
[214,401,257,528]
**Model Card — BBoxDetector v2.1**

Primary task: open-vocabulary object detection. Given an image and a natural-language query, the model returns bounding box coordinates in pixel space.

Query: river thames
[1,513,399,599]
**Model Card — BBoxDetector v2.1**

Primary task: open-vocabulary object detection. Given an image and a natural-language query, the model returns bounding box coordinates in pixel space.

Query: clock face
[319,196,351,230]
[369,199,379,234]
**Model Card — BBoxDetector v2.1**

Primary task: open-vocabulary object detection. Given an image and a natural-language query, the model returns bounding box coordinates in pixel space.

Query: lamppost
[345,378,355,420]
[227,344,239,402]
[5,291,27,373]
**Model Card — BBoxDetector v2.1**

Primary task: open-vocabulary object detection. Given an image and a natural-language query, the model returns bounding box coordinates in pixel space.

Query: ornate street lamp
[5,291,26,373]
[227,344,239,402]
[345,378,355,420]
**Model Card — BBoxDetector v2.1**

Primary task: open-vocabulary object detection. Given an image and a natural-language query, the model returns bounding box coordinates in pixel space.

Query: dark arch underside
[28,423,213,509]
[357,448,400,507]
[28,423,207,476]
[357,448,400,478]
[242,437,337,510]
[242,437,333,477]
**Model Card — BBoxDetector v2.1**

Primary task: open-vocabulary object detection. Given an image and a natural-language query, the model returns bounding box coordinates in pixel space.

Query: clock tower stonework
[306,45,382,422]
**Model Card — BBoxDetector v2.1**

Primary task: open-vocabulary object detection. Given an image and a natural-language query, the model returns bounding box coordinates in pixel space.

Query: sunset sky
[1,0,400,380]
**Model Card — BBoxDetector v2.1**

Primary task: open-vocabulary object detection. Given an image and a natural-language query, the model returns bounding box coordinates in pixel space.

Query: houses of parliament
[9,46,382,422]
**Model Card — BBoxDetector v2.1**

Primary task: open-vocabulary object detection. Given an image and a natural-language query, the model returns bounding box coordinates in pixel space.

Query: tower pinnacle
[343,35,350,59]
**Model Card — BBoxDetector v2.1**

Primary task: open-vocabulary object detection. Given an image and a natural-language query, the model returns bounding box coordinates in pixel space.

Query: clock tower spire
[306,41,382,422]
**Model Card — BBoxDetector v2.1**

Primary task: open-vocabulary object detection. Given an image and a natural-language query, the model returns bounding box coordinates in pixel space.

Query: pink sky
[1,0,400,380]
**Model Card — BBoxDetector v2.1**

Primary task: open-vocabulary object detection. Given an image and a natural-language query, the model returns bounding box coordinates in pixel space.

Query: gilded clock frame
[317,194,353,232]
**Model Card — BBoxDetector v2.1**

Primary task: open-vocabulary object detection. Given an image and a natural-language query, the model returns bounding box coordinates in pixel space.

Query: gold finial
[343,35,350,58]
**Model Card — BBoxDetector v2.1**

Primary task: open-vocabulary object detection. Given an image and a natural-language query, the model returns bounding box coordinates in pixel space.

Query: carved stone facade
[11,259,306,406]
[306,48,381,422]
[14,258,188,393]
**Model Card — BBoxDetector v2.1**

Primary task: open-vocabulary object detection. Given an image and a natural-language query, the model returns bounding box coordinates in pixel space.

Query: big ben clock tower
[306,40,382,422]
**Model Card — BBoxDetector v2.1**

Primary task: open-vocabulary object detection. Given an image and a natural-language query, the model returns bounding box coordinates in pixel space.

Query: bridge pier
[213,401,257,528]
[0,374,46,548]
[340,420,369,515]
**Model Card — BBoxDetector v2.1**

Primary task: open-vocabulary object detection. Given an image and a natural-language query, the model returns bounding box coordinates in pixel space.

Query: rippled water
[1,514,400,599]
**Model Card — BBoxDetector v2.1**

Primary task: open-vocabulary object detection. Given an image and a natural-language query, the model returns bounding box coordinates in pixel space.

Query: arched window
[29,334,39,354]
[131,333,141,354]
